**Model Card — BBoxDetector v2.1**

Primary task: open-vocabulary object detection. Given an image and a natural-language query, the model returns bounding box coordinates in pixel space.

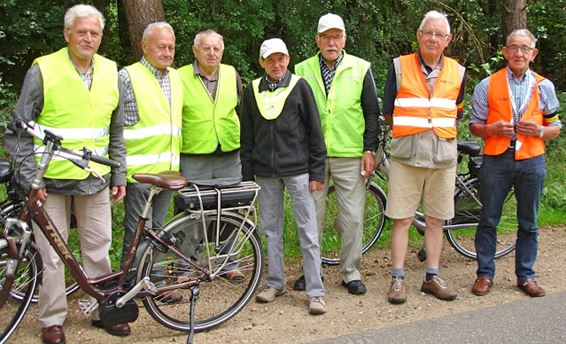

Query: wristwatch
[539,127,545,138]
[364,150,376,156]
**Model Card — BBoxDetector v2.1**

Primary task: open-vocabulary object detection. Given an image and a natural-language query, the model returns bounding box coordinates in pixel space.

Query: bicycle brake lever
[85,167,105,183]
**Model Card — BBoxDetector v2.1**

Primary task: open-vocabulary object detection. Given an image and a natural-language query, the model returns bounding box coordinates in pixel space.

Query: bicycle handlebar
[16,119,121,169]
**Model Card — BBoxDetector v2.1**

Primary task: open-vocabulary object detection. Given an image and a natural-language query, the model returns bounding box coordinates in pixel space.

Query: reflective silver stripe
[393,117,456,128]
[126,152,178,166]
[393,117,431,128]
[34,123,108,139]
[394,97,456,110]
[431,118,456,127]
[124,124,181,140]
[34,145,108,157]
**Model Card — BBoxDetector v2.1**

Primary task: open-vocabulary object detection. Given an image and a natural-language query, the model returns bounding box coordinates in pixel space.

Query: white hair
[418,10,451,34]
[194,30,225,50]
[64,4,105,31]
[142,22,175,41]
[506,29,537,48]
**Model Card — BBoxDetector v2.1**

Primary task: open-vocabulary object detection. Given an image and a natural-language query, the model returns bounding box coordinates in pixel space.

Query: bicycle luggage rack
[177,181,261,213]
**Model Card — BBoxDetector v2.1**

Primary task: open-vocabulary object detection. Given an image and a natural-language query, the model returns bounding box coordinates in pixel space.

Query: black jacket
[240,72,326,182]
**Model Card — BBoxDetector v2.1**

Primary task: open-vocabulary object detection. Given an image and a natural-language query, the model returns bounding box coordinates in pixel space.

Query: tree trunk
[502,0,527,41]
[120,0,165,60]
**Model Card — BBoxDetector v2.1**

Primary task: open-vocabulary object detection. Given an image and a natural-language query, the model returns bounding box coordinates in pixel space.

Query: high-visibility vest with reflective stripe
[33,48,118,180]
[252,74,301,120]
[295,53,368,157]
[123,62,183,183]
[484,68,545,160]
[392,53,461,139]
[178,64,240,154]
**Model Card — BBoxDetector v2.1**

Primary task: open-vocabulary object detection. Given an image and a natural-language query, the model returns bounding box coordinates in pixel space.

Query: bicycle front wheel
[0,240,40,344]
[138,212,263,332]
[321,182,387,265]
[446,177,516,259]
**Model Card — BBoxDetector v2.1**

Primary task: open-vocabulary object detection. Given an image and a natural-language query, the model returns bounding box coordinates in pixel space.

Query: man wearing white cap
[240,38,327,315]
[295,13,380,295]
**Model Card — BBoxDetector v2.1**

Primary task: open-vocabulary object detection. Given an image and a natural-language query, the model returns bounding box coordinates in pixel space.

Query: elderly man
[9,4,127,343]
[470,29,561,298]
[295,13,379,295]
[241,38,327,315]
[177,30,244,281]
[382,10,466,304]
[119,22,182,305]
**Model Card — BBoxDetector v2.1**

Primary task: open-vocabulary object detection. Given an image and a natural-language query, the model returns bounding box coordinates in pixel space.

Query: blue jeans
[475,149,546,279]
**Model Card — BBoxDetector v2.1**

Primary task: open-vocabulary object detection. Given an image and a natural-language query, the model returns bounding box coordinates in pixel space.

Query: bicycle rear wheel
[446,177,516,259]
[321,182,387,265]
[0,240,40,344]
[138,212,263,332]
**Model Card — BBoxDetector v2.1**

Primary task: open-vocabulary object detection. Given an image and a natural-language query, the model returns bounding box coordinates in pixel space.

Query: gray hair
[194,30,225,50]
[418,10,451,34]
[506,29,537,48]
[64,4,105,31]
[142,22,175,42]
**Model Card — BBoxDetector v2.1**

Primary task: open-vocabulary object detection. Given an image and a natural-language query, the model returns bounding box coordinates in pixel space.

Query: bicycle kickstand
[187,285,200,344]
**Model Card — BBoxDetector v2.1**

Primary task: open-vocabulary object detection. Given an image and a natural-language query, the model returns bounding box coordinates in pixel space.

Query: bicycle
[320,125,516,264]
[0,120,263,343]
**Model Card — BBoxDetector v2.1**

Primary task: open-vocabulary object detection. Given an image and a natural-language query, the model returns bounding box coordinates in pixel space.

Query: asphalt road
[310,291,566,344]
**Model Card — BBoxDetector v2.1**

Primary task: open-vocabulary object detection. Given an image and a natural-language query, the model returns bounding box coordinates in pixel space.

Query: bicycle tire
[321,182,387,265]
[446,177,516,259]
[0,240,40,344]
[137,212,263,332]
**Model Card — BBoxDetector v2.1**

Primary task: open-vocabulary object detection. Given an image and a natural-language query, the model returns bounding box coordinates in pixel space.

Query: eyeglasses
[506,45,535,55]
[319,34,344,42]
[419,30,450,39]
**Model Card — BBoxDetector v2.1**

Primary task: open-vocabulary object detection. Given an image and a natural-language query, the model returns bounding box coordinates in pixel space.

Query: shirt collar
[193,61,219,81]
[141,57,168,77]
[319,51,344,71]
[505,66,531,83]
[258,71,292,92]
[417,52,444,75]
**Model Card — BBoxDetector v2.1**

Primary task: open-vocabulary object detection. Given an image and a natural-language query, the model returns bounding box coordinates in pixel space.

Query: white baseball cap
[317,13,345,33]
[259,38,289,59]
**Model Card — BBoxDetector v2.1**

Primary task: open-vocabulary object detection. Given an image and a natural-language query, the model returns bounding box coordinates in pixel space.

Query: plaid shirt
[319,52,344,95]
[119,57,171,126]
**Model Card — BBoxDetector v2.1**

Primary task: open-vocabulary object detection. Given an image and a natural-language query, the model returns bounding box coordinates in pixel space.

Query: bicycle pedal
[79,298,98,315]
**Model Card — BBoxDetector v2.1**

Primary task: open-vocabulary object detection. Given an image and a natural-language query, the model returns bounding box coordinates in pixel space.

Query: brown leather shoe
[517,278,546,297]
[91,320,131,336]
[472,276,493,296]
[421,275,457,301]
[42,325,66,344]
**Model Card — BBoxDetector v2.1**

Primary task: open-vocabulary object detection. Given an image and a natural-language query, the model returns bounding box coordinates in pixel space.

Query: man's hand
[488,120,515,138]
[112,185,126,203]
[30,188,48,203]
[310,180,324,192]
[516,120,541,137]
[360,152,376,179]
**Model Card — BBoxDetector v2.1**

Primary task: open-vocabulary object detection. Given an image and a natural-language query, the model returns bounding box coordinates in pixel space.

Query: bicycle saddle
[457,141,481,157]
[133,171,187,191]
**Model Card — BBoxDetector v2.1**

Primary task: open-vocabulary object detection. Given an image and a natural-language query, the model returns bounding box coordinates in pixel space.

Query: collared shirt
[119,57,171,127]
[264,71,286,91]
[193,60,219,99]
[319,52,344,95]
[470,66,561,127]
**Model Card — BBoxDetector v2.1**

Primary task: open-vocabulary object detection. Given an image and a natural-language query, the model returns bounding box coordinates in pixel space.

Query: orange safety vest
[484,68,545,160]
[392,53,461,139]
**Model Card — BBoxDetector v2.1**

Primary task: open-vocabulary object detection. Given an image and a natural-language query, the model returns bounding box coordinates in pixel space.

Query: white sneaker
[256,287,285,303]
[308,296,327,315]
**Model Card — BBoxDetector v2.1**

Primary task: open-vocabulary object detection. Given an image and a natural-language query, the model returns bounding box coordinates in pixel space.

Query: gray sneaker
[387,277,407,304]
[308,296,327,315]
[256,287,285,303]
[421,275,457,301]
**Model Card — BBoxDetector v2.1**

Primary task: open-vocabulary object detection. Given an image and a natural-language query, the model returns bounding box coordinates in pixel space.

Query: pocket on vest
[390,137,412,159]
[433,138,457,164]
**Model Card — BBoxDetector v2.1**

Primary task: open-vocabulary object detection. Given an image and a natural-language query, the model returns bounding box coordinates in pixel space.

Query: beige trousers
[32,188,112,327]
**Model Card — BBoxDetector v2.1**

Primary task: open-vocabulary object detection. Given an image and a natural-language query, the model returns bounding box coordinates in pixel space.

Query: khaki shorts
[385,160,456,220]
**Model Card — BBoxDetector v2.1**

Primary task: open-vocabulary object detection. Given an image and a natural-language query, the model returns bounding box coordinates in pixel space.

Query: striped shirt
[119,57,171,127]
[470,67,561,127]
[319,52,344,95]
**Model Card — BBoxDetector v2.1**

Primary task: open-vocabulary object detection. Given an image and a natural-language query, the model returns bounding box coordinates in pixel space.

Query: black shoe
[293,275,306,291]
[293,275,324,291]
[341,280,366,295]
[91,320,131,336]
